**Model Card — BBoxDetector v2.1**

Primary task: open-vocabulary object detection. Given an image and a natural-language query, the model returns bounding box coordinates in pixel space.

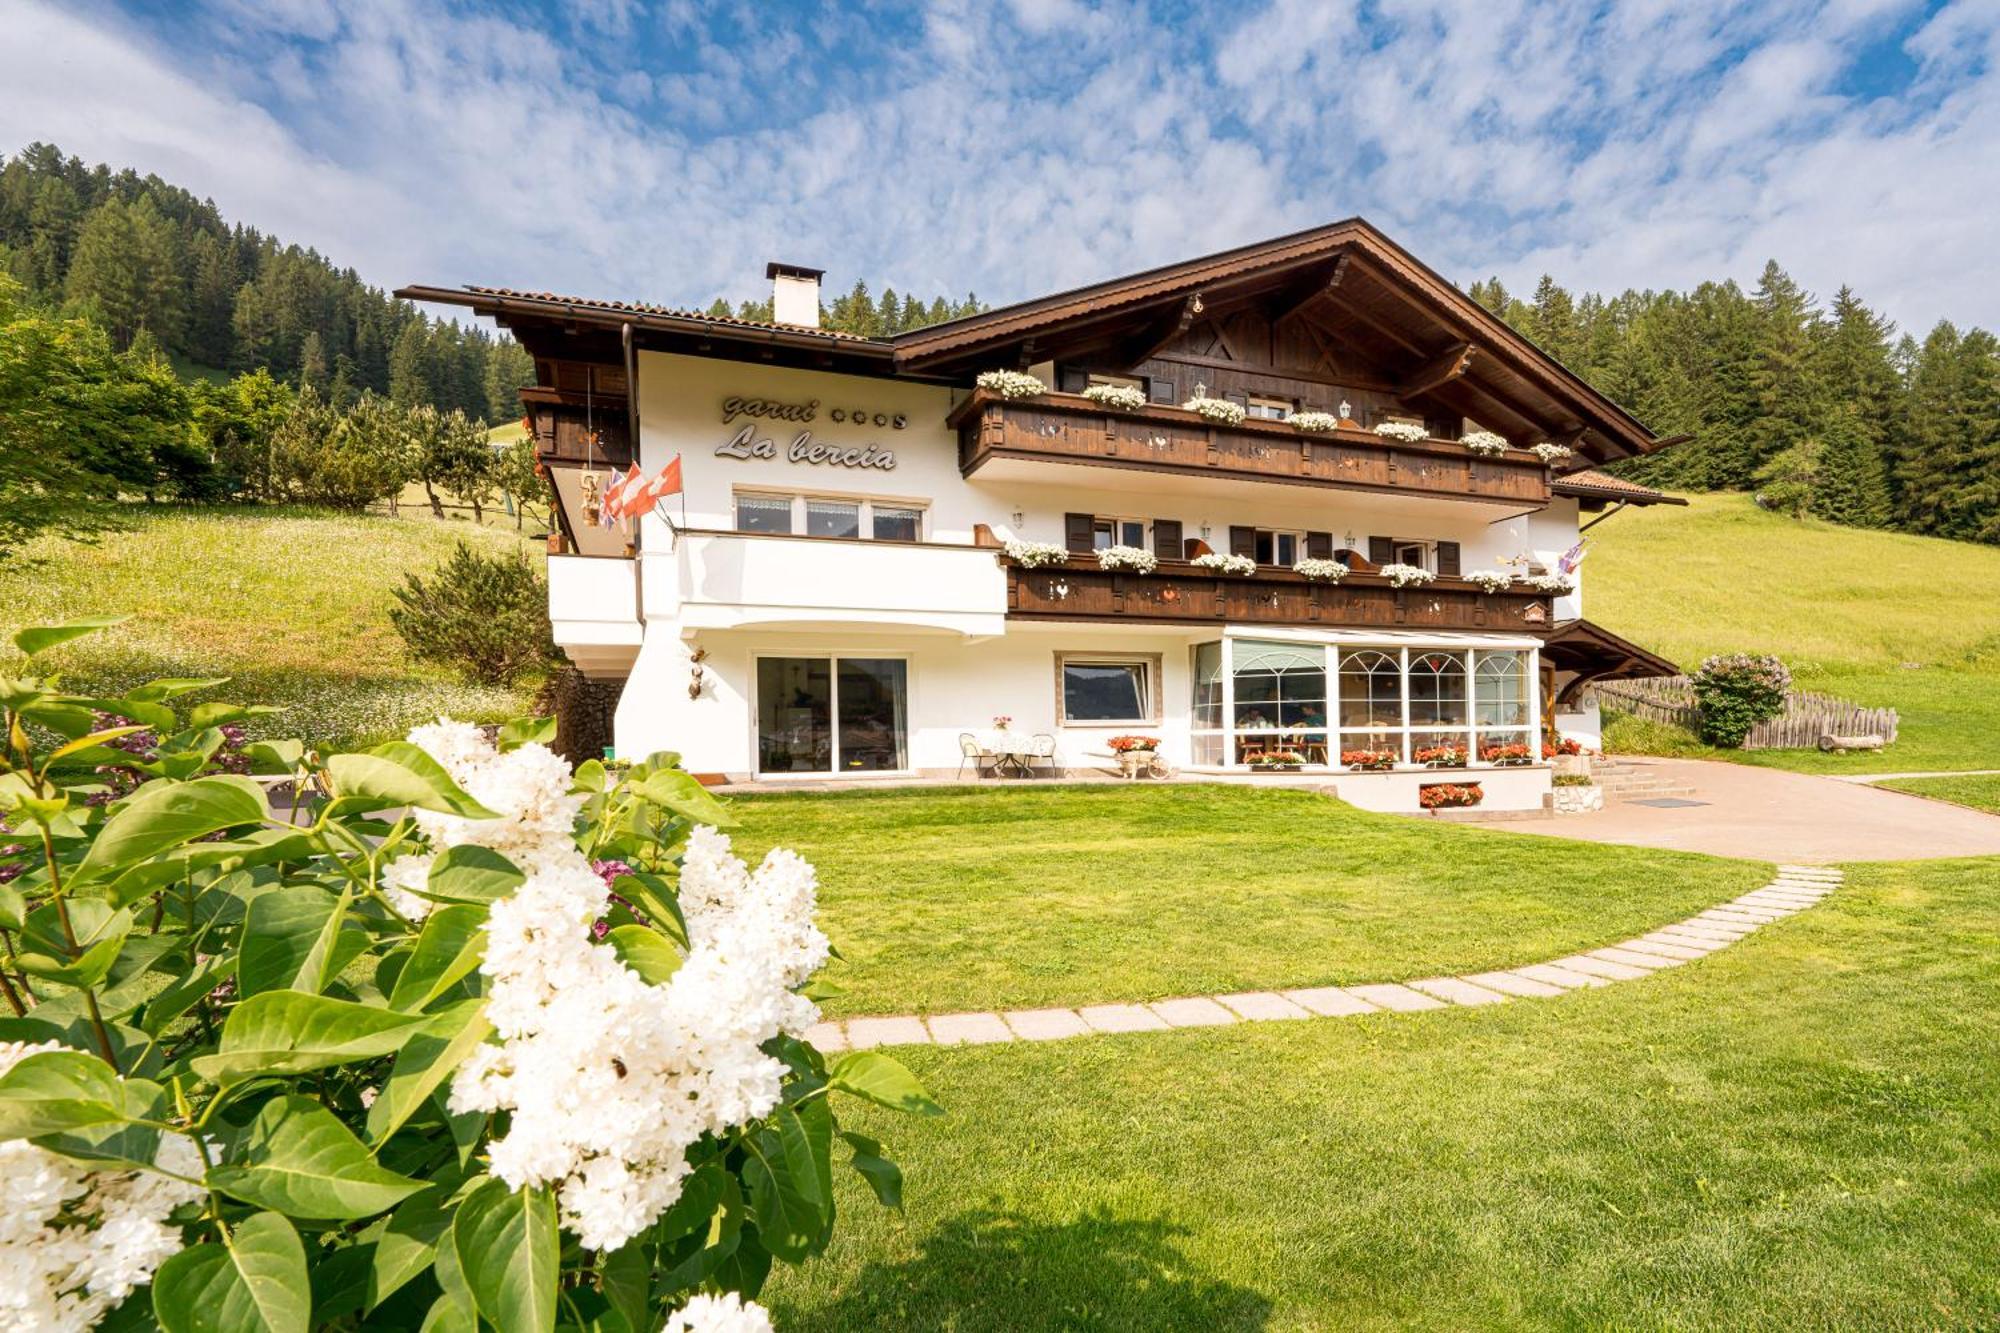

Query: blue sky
[4,0,1997,336]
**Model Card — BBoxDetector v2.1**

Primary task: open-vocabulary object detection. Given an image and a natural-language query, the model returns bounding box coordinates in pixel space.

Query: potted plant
[1419,781,1484,810]
[1550,771,1603,813]
[1543,736,1591,777]
[1341,746,1397,772]
[1462,429,1510,456]
[1478,741,1533,766]
[1253,749,1306,772]
[1530,441,1574,463]
[1286,409,1340,434]
[1081,382,1148,411]
[993,714,1012,732]
[1414,742,1468,768]
[1374,419,1429,443]
[1003,539,1069,567]
[1381,562,1436,588]
[1109,734,1160,778]
[1192,552,1257,575]
[976,368,1048,399]
[1293,557,1348,582]
[1096,544,1158,573]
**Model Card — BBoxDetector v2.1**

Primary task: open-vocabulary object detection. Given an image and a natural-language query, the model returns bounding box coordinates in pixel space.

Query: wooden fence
[1591,676,1898,750]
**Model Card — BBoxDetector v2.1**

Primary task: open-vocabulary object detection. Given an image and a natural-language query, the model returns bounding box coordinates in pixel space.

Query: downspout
[622,322,647,633]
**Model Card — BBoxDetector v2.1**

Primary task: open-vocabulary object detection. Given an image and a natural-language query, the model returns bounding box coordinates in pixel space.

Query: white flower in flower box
[1462,430,1510,456]
[1531,441,1574,463]
[1004,540,1070,567]
[1373,420,1429,443]
[1192,552,1257,575]
[1518,572,1575,594]
[1182,394,1247,425]
[976,369,1048,399]
[1286,410,1340,434]
[1096,544,1158,573]
[1465,569,1514,592]
[1081,383,1148,411]
[1380,562,1436,587]
[1292,557,1348,581]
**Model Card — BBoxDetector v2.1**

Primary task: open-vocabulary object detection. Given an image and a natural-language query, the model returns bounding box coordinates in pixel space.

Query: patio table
[983,732,1042,777]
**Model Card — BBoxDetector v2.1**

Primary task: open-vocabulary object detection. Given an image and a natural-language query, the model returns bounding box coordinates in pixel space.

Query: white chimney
[766,262,824,328]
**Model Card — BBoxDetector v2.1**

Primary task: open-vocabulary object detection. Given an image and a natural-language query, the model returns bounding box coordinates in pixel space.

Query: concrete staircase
[1591,760,1699,803]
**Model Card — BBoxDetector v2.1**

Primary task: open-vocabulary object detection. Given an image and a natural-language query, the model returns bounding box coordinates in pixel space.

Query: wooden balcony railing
[949,388,1551,506]
[1002,556,1557,634]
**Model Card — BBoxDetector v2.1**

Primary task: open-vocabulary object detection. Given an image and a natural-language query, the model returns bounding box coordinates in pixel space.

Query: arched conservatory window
[1408,651,1471,767]
[1474,650,1534,764]
[1338,649,1403,764]
[1232,640,1328,764]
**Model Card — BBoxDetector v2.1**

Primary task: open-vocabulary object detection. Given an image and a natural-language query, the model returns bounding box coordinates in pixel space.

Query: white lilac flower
[664,1292,776,1333]
[0,1041,204,1333]
[408,724,831,1254]
[380,852,436,922]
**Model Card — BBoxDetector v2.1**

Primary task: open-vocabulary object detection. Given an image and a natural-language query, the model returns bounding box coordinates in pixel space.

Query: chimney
[766,261,824,329]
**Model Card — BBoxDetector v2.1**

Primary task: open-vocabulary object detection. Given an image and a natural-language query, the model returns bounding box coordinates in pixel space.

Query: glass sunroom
[1188,631,1542,771]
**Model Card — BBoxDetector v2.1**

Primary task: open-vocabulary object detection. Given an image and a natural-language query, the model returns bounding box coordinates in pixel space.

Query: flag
[1557,540,1588,575]
[632,455,683,514]
[601,463,642,525]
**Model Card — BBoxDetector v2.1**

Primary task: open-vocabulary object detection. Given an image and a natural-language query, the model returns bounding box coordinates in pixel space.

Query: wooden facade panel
[955,392,1549,506]
[1002,560,1554,635]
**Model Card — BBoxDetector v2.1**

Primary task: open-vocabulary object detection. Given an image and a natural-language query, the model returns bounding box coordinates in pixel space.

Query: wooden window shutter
[1057,366,1088,393]
[1148,377,1175,404]
[1437,541,1462,577]
[1368,535,1395,565]
[1065,512,1095,553]
[1306,531,1333,559]
[1229,526,1257,559]
[1152,519,1182,562]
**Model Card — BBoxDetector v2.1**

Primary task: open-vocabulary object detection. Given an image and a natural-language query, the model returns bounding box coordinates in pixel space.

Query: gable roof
[1552,469,1687,507]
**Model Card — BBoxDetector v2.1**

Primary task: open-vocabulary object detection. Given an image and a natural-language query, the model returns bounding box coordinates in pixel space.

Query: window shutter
[1152,519,1182,561]
[1224,390,1249,409]
[1306,531,1333,560]
[1229,526,1257,559]
[1057,366,1088,393]
[1149,377,1175,404]
[1065,512,1095,553]
[1368,535,1395,565]
[1437,541,1462,577]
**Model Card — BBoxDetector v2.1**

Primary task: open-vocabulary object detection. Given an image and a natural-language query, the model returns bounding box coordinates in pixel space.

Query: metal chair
[957,733,993,780]
[1029,733,1057,776]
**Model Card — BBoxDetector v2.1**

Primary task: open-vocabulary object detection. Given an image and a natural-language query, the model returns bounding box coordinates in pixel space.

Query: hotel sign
[714,393,902,471]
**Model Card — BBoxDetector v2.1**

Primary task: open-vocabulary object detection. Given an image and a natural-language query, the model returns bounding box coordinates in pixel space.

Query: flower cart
[1109,734,1162,779]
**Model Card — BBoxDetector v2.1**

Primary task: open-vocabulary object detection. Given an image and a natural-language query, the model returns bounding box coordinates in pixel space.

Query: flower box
[1341,748,1397,772]
[1081,382,1148,411]
[1414,744,1468,768]
[1477,742,1533,766]
[1004,540,1070,568]
[1374,420,1429,443]
[1419,781,1483,810]
[1192,552,1257,576]
[1183,394,1247,425]
[1095,544,1157,573]
[1292,557,1347,582]
[976,369,1047,399]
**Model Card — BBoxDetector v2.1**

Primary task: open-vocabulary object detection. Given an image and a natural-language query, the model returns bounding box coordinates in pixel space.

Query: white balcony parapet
[652,531,1007,636]
[549,554,643,676]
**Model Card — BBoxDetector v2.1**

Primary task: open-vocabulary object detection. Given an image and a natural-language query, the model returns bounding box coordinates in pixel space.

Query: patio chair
[957,733,994,780]
[1029,733,1057,775]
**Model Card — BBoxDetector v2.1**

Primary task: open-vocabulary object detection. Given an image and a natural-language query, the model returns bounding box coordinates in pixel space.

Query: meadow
[1585,492,2000,772]
[0,505,540,748]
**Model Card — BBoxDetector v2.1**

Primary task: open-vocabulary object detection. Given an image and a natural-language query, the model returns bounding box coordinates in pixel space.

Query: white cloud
[1,0,1994,336]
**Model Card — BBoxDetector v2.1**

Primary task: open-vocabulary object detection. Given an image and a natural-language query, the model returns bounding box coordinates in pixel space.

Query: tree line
[0,142,534,420]
[1469,264,1999,544]
[708,281,986,335]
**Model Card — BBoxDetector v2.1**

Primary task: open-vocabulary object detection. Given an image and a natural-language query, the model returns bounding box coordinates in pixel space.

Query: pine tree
[878,288,903,336]
[297,330,329,394]
[62,195,182,349]
[388,320,435,409]
[1525,275,1579,363]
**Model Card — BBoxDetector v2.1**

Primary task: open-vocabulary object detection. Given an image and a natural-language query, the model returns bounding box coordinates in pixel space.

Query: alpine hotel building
[403,220,1683,811]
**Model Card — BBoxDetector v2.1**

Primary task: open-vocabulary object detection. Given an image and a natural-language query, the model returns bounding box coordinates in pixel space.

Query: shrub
[391,541,560,686]
[0,617,934,1331]
[1690,652,1792,747]
[268,387,410,510]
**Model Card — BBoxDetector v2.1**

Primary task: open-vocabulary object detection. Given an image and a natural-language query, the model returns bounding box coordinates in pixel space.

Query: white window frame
[1389,538,1434,572]
[1087,372,1145,391]
[732,488,928,542]
[1091,515,1149,551]
[750,651,915,778]
[1055,652,1161,726]
[1252,528,1304,567]
[1245,393,1295,420]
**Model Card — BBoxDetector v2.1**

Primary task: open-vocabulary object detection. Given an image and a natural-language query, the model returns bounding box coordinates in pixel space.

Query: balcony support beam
[1268,254,1350,328]
[1118,292,1205,369]
[1397,342,1479,400]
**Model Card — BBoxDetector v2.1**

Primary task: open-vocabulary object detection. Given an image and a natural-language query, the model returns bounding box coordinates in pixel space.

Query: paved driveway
[1478,758,2000,863]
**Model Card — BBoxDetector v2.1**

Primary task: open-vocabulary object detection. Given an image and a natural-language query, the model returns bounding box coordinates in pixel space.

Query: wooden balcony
[1002,556,1557,635]
[949,388,1552,506]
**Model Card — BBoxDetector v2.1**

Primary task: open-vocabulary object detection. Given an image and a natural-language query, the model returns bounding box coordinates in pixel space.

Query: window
[806,499,860,539]
[1394,540,1432,571]
[1087,372,1144,391]
[1230,640,1328,764]
[1253,529,1301,566]
[756,656,908,774]
[1058,655,1155,723]
[1092,517,1148,550]
[735,493,793,535]
[1246,394,1295,420]
[1191,642,1225,764]
[872,505,923,541]
[733,492,927,541]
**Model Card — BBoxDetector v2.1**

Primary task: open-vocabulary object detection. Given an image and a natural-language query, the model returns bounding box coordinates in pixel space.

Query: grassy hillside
[1586,493,2000,772]
[0,506,541,748]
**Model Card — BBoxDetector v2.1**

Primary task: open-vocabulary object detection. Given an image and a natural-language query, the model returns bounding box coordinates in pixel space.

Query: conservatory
[1188,631,1541,773]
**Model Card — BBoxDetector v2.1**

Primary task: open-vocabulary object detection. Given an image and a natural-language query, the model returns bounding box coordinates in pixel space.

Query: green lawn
[734,785,1765,1019]
[764,854,2000,1329]
[1877,773,2000,815]
[0,504,539,748]
[1587,493,2000,772]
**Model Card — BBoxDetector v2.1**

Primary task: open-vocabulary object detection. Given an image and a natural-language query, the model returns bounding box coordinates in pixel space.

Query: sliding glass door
[756,656,908,774]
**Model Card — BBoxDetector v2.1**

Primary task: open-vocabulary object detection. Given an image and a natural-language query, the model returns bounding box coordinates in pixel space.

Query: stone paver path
[805,866,1843,1052]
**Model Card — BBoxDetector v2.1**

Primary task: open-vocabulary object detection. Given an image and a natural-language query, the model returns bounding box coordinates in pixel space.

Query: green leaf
[366,1000,492,1144]
[497,715,556,750]
[597,1239,651,1332]
[77,775,268,882]
[14,907,130,988]
[188,701,281,730]
[635,769,736,829]
[0,1048,128,1139]
[603,924,682,985]
[328,745,499,819]
[366,1185,458,1312]
[238,885,346,996]
[389,907,487,1012]
[841,1130,904,1210]
[124,677,230,703]
[453,1177,559,1333]
[423,844,524,905]
[13,615,129,658]
[608,871,687,949]
[0,881,22,931]
[742,1099,835,1261]
[192,991,430,1087]
[570,759,607,794]
[827,1050,944,1116]
[208,1095,427,1220]
[46,725,151,765]
[103,826,319,909]
[153,1210,310,1333]
[245,738,306,774]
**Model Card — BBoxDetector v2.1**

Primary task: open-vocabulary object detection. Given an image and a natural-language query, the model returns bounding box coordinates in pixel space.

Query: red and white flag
[634,455,683,513]
[600,463,643,525]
